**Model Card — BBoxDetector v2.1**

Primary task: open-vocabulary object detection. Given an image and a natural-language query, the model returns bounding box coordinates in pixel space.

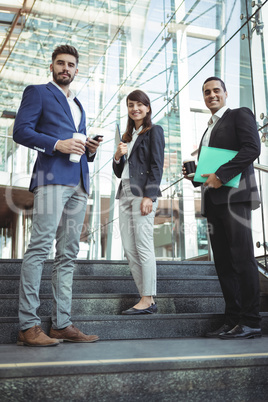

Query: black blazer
[194,107,261,209]
[113,125,165,200]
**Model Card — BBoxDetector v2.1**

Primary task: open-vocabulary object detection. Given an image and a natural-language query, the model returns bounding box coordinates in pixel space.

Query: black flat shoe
[122,303,157,315]
[219,324,262,340]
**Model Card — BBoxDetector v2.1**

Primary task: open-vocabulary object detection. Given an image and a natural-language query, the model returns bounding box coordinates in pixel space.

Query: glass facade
[0,0,267,266]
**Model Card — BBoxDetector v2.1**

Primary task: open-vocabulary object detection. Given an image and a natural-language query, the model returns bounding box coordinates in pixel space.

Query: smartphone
[92,135,103,141]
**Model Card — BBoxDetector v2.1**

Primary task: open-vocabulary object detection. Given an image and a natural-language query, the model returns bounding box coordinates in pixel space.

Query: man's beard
[52,70,75,86]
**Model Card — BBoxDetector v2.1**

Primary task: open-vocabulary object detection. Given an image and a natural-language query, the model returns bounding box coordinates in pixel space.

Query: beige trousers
[119,179,158,296]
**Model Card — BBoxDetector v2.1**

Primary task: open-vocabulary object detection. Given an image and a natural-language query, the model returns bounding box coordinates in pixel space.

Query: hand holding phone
[86,135,103,153]
[92,135,103,141]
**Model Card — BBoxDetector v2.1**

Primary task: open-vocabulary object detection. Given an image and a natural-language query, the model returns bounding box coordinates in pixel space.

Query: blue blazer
[13,82,95,194]
[113,125,165,200]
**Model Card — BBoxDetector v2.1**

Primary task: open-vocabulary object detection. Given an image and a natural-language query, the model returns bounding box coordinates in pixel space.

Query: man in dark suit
[184,77,261,339]
[13,45,101,346]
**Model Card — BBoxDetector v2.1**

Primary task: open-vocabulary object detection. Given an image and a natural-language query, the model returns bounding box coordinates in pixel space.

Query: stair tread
[1,292,267,298]
[1,338,268,401]
[4,312,268,321]
[1,337,268,375]
[0,274,219,280]
[0,259,215,264]
[0,292,226,298]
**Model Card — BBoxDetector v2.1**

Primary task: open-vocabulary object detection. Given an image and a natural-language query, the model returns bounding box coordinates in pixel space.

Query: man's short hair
[52,45,79,65]
[202,77,227,92]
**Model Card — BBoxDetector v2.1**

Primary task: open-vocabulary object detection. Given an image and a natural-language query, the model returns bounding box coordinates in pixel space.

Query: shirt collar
[214,105,228,119]
[50,80,75,100]
[132,125,143,135]
[208,105,228,126]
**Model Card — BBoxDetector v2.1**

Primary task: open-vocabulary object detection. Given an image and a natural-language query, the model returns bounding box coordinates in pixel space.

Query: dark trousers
[205,193,260,328]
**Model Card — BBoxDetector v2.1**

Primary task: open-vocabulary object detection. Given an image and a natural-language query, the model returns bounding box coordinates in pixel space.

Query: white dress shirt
[51,81,82,130]
[201,105,228,190]
[202,105,228,146]
[51,81,89,153]
[115,126,143,180]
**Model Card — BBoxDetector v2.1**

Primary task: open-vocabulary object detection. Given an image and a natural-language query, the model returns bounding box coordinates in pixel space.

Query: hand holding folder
[194,146,242,188]
[114,124,126,163]
[115,124,122,147]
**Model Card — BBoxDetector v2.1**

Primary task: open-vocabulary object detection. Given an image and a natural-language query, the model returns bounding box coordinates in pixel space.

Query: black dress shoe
[219,324,262,340]
[122,303,157,315]
[205,324,234,338]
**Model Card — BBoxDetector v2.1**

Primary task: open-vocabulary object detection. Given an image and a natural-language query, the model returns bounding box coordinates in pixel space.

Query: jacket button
[141,172,143,175]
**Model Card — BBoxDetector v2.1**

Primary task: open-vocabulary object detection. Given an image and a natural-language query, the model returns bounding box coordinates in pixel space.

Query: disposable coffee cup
[183,159,196,177]
[69,132,86,163]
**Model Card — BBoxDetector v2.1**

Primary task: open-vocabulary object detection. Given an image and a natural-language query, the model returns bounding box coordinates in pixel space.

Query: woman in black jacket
[113,90,165,315]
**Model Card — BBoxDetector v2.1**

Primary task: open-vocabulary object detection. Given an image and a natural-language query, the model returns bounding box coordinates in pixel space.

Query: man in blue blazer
[13,45,101,346]
[184,77,261,339]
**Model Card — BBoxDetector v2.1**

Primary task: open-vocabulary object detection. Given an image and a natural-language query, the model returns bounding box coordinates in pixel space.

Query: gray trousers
[19,181,88,330]
[119,180,158,297]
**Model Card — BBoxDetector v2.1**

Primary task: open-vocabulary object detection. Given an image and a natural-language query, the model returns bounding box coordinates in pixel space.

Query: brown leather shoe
[49,324,99,343]
[17,325,60,347]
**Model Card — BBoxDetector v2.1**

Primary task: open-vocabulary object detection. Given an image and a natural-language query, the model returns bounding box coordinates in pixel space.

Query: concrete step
[0,293,225,316]
[1,338,268,402]
[1,292,268,317]
[1,312,268,344]
[0,259,217,276]
[0,313,226,343]
[1,260,267,346]
[0,275,222,294]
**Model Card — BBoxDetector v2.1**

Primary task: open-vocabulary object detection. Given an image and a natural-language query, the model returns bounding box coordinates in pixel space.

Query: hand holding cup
[69,132,86,163]
[182,160,196,180]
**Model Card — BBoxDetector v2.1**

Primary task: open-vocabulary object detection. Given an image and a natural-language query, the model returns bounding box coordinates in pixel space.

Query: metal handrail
[254,163,268,173]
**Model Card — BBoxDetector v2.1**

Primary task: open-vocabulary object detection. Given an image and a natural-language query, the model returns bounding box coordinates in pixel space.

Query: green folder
[194,146,242,188]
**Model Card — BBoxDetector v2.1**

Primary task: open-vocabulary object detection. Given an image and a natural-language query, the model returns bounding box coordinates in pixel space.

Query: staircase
[1,259,268,401]
[1,259,268,342]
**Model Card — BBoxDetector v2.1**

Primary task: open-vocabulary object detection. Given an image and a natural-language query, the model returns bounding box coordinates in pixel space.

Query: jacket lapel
[47,82,76,129]
[197,128,208,158]
[209,108,231,145]
[128,134,143,158]
[197,108,231,158]
[74,97,86,132]
[128,127,151,159]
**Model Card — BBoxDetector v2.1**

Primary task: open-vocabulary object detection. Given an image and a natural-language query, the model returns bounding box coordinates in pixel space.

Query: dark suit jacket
[13,82,95,194]
[113,125,165,200]
[194,107,261,210]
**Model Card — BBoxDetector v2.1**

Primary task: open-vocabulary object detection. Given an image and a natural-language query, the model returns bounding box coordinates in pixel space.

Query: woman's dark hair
[122,90,152,143]
[52,45,79,65]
